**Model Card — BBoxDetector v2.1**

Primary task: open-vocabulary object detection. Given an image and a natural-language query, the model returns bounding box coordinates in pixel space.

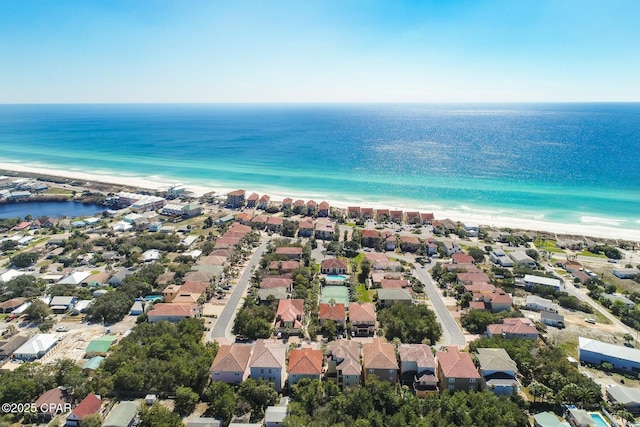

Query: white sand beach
[1,161,639,242]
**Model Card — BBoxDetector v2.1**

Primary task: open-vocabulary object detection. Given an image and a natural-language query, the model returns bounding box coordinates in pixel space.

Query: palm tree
[623,333,634,347]
[528,381,551,403]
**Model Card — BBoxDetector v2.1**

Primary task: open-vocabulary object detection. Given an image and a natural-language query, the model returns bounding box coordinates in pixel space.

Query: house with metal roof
[579,336,640,372]
[65,393,102,427]
[103,401,139,427]
[82,356,105,374]
[377,288,412,309]
[606,384,640,415]
[57,271,92,286]
[14,334,58,360]
[523,274,564,292]
[533,411,570,427]
[85,335,118,357]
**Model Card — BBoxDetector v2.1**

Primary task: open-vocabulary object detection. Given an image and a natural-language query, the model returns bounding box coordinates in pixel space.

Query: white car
[56,326,69,332]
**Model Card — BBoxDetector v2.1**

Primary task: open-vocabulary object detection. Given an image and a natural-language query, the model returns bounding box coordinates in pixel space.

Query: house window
[448,385,455,391]
[268,369,272,374]
[448,378,455,384]
[214,372,219,376]
[469,378,476,383]
[369,369,374,374]
[235,372,240,376]
[261,369,264,374]
[388,370,395,374]
[469,386,475,391]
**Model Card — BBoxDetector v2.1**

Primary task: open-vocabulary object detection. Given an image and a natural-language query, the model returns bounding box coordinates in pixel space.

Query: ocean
[0,103,639,231]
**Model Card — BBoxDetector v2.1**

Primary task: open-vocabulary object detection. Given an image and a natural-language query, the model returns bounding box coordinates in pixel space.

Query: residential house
[35,387,70,422]
[210,344,253,384]
[376,209,390,222]
[405,211,421,224]
[325,339,362,387]
[275,299,304,334]
[399,235,421,253]
[477,348,519,395]
[318,303,347,329]
[613,268,638,279]
[399,344,437,396]
[348,302,376,336]
[282,198,293,210]
[361,229,382,248]
[103,401,139,427]
[258,287,289,303]
[318,201,330,217]
[444,242,462,256]
[249,340,287,391]
[486,318,538,340]
[269,260,300,275]
[288,348,323,387]
[275,246,303,259]
[436,346,481,392]
[509,252,536,267]
[490,250,514,267]
[258,194,271,210]
[260,277,293,292]
[601,293,636,309]
[298,220,314,237]
[264,405,287,427]
[314,218,334,240]
[420,213,434,225]
[579,337,640,372]
[361,207,374,220]
[147,303,198,323]
[65,393,101,427]
[533,412,569,427]
[163,284,182,303]
[573,270,592,285]
[363,338,399,384]
[452,253,475,264]
[523,275,564,292]
[377,288,412,309]
[390,210,403,222]
[379,278,409,289]
[606,384,640,415]
[526,295,560,313]
[321,258,348,275]
[306,200,317,215]
[566,408,596,427]
[385,235,397,251]
[541,311,565,328]
[186,418,221,427]
[14,334,58,360]
[292,199,305,214]
[347,206,361,218]
[227,190,246,208]
[85,336,118,357]
[266,216,283,232]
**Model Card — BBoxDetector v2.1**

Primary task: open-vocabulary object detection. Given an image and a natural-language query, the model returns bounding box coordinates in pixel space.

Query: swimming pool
[325,275,348,283]
[590,412,610,427]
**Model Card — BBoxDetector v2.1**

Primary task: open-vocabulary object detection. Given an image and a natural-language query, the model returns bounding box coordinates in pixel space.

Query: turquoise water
[325,275,348,282]
[590,412,610,427]
[0,104,638,230]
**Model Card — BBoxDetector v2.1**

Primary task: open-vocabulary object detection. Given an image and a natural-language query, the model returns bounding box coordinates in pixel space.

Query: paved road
[413,265,466,346]
[208,237,270,342]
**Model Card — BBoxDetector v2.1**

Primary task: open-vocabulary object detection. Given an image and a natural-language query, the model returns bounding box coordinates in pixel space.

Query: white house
[525,295,560,313]
[523,275,564,292]
[14,334,58,360]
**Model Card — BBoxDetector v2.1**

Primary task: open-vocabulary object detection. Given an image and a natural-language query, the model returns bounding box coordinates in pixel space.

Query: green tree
[205,381,236,425]
[174,386,199,416]
[378,304,442,344]
[139,404,184,427]
[237,378,278,422]
[86,291,134,324]
[461,310,499,334]
[10,252,39,268]
[79,413,102,427]
[467,247,486,263]
[25,299,51,323]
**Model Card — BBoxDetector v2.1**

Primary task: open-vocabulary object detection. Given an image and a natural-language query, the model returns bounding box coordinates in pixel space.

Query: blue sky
[1,0,639,103]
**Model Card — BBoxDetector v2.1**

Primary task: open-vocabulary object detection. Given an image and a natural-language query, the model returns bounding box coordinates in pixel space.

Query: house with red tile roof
[66,393,101,427]
[266,216,283,232]
[147,303,198,323]
[210,344,253,384]
[318,201,330,217]
[249,340,287,391]
[318,303,346,328]
[306,200,317,215]
[326,339,362,387]
[452,253,475,264]
[298,220,314,237]
[363,338,399,384]
[380,278,409,289]
[314,218,334,240]
[246,192,259,208]
[376,209,390,222]
[436,346,481,392]
[385,235,397,251]
[288,348,323,387]
[487,318,538,340]
[361,229,382,248]
[390,210,404,222]
[258,194,271,210]
[457,271,491,285]
[275,246,303,259]
[405,211,421,224]
[282,198,293,210]
[399,235,421,252]
[399,344,438,396]
[275,299,304,334]
[293,199,305,213]
[269,260,300,274]
[347,206,361,218]
[250,215,268,228]
[214,236,241,249]
[12,221,32,231]
[229,222,252,235]
[260,277,293,292]
[421,213,435,225]
[227,189,246,208]
[348,302,377,336]
[361,207,374,219]
[234,212,253,224]
[321,258,348,275]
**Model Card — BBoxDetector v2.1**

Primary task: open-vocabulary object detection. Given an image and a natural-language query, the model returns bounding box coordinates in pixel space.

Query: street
[207,237,270,342]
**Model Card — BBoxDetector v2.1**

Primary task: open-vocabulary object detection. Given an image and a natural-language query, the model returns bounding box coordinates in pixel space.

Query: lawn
[578,250,607,259]
[356,284,373,303]
[534,239,565,253]
[42,187,74,196]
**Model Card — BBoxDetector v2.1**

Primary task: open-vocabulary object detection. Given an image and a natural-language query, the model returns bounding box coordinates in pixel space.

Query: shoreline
[2,161,639,242]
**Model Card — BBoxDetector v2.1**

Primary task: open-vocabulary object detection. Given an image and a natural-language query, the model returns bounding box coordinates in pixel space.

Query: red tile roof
[487,318,537,337]
[260,277,293,289]
[319,201,330,210]
[269,260,300,271]
[228,189,245,196]
[277,299,304,322]
[267,216,283,225]
[181,281,210,294]
[147,303,197,318]
[348,302,376,323]
[400,235,420,244]
[437,347,480,379]
[363,338,398,370]
[452,253,475,264]
[288,348,323,375]
[380,279,408,289]
[275,247,303,256]
[361,229,380,238]
[321,258,348,271]
[247,193,259,201]
[210,344,253,373]
[318,303,346,322]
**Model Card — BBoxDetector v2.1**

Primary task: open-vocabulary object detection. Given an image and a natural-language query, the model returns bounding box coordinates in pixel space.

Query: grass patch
[534,239,566,253]
[356,284,372,303]
[557,337,579,358]
[353,253,365,265]
[42,187,74,195]
[578,250,607,258]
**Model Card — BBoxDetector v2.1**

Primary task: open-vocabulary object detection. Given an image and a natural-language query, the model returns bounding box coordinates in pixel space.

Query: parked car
[56,326,69,332]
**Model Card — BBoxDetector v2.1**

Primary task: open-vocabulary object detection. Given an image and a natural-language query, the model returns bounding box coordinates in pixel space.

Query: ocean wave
[580,216,627,226]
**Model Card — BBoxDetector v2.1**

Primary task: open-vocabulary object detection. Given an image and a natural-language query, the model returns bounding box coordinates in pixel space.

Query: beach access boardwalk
[207,237,270,342]
[413,264,466,346]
